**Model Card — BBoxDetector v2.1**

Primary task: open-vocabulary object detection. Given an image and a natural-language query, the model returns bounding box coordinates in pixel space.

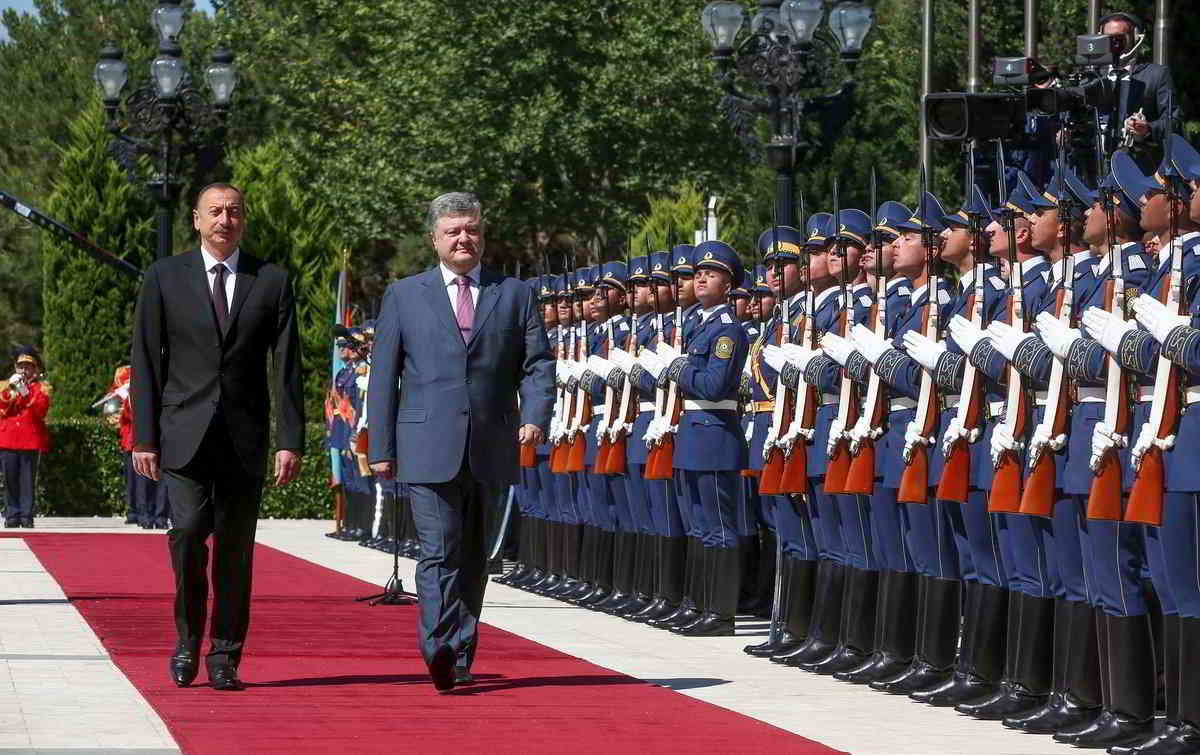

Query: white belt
[889,397,917,411]
[988,400,1006,416]
[1034,390,1048,407]
[683,399,738,412]
[1188,387,1200,405]
[821,392,838,406]
[943,394,960,409]
[1138,386,1154,402]
[639,401,656,412]
[1077,386,1105,403]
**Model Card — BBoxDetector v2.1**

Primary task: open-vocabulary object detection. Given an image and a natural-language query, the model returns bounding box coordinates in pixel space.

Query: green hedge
[24,418,333,519]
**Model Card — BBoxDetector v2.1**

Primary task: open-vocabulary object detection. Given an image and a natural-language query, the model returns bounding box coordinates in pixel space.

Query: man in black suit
[131,183,305,691]
[1098,12,1178,168]
[368,192,553,691]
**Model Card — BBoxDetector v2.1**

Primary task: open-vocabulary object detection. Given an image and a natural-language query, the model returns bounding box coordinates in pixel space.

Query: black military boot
[777,560,846,666]
[618,533,655,618]
[530,521,563,595]
[912,581,1006,705]
[871,576,959,694]
[957,591,1053,719]
[746,557,801,656]
[563,524,597,601]
[650,537,701,629]
[1055,612,1154,748]
[752,528,778,619]
[835,569,918,684]
[548,523,584,599]
[737,534,765,616]
[632,535,685,623]
[512,518,547,589]
[799,567,878,674]
[680,546,740,637]
[597,531,636,613]
[579,530,616,608]
[1110,615,1200,755]
[673,546,715,633]
[1004,598,1102,733]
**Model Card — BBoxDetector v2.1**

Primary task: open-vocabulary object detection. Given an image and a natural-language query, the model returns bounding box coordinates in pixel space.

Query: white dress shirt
[440,261,481,310]
[201,244,240,305]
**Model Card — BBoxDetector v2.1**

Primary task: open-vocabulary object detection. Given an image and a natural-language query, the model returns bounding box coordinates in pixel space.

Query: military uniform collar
[813,285,841,311]
[699,303,728,323]
[886,276,910,294]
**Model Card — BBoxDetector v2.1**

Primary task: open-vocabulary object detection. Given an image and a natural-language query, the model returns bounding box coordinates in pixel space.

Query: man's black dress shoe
[429,645,456,691]
[169,652,199,687]
[209,664,243,691]
[454,668,475,685]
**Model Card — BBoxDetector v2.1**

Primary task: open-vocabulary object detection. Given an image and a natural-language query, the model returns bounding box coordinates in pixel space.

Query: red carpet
[16,533,841,754]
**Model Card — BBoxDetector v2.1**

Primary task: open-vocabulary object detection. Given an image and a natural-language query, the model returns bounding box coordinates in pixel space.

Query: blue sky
[1,1,216,39]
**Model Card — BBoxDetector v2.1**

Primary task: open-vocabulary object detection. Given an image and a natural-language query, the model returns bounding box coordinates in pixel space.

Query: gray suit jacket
[366,265,553,485]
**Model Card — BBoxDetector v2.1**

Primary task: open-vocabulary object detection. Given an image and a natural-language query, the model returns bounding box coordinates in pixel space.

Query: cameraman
[1098,12,1177,165]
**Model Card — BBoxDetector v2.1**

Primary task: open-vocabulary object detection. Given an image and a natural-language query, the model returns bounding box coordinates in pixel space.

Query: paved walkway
[1,518,1071,754]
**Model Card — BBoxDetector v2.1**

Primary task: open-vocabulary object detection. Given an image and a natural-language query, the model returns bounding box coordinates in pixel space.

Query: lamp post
[94,0,237,259]
[701,0,873,226]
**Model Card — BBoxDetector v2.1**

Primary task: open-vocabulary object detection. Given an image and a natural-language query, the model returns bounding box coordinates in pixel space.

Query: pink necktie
[455,275,474,342]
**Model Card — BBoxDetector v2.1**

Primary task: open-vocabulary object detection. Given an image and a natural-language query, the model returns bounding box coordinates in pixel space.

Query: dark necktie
[211,263,229,328]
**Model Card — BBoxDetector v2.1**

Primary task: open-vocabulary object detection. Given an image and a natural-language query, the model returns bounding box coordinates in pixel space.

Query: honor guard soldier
[637,240,749,636]
[0,346,50,528]
[734,266,769,616]
[1070,140,1200,753]
[105,365,170,528]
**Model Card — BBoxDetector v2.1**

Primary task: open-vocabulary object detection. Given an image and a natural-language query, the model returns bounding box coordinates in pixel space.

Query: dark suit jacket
[130,248,305,474]
[366,265,553,486]
[1115,62,1176,142]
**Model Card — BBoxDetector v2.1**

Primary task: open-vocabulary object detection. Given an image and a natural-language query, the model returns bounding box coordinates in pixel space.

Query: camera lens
[928,99,967,139]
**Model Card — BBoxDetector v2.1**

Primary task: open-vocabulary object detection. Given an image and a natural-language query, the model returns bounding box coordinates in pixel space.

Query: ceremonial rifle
[938,149,987,503]
[898,168,940,503]
[989,140,1033,512]
[846,168,887,494]
[646,224,683,479]
[758,201,796,494]
[1087,150,1132,519]
[1021,144,1077,516]
[593,249,619,474]
[550,251,574,473]
[1127,93,1182,526]
[779,190,819,495]
[565,248,591,473]
[825,177,860,493]
[603,238,641,475]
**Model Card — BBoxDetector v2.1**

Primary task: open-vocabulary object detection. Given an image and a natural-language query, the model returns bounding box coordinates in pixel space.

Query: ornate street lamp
[702,0,873,225]
[94,0,237,259]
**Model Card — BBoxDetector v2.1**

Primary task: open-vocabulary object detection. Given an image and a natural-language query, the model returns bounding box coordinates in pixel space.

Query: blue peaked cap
[694,240,744,289]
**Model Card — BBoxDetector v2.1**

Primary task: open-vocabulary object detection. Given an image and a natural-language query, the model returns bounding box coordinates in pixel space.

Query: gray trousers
[409,462,500,671]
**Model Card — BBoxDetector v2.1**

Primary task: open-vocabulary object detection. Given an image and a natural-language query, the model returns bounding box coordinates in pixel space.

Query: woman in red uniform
[0,347,51,528]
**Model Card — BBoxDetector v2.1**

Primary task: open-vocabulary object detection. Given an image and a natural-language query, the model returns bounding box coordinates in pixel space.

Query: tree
[41,100,154,417]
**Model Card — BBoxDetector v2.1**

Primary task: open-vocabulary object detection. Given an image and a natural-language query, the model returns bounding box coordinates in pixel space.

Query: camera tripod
[355,491,418,606]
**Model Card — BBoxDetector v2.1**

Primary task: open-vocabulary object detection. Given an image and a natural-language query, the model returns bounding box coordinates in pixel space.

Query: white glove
[901,420,931,463]
[1132,294,1190,344]
[355,374,369,391]
[762,344,789,374]
[1026,424,1067,469]
[587,354,615,376]
[609,348,636,371]
[655,342,681,361]
[850,323,890,364]
[986,321,1032,361]
[638,349,668,381]
[762,422,779,461]
[1089,421,1127,472]
[1082,307,1136,354]
[847,414,877,453]
[941,416,964,457]
[826,418,845,457]
[949,315,988,353]
[1130,420,1176,469]
[7,374,26,397]
[555,361,569,385]
[902,331,946,372]
[1035,311,1082,359]
[820,333,855,366]
[781,343,819,372]
[989,424,1024,468]
[114,383,130,400]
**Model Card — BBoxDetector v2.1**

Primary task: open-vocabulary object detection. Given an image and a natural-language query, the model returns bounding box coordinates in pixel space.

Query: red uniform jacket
[0,381,51,453]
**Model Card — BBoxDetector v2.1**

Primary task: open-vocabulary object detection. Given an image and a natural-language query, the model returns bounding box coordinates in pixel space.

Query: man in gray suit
[368,192,553,691]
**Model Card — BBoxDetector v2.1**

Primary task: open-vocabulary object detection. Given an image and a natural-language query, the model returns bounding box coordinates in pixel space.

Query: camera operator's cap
[649,251,672,283]
[804,213,833,248]
[875,201,911,239]
[757,225,804,262]
[694,240,743,289]
[833,209,872,246]
[12,345,40,367]
[1113,149,1164,206]
[599,261,628,291]
[944,186,996,228]
[670,244,696,274]
[752,264,771,294]
[627,255,650,283]
[896,192,948,233]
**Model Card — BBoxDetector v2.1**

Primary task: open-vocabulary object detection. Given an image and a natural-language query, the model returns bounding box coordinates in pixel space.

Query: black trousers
[1,449,38,523]
[163,416,264,669]
[409,458,501,672]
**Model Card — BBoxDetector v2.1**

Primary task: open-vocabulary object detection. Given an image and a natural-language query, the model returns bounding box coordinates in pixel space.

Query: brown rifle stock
[1019,287,1071,517]
[898,306,937,504]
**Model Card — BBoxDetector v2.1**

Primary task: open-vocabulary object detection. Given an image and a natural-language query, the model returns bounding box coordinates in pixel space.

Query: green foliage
[41,100,154,418]
[227,135,342,421]
[32,418,332,518]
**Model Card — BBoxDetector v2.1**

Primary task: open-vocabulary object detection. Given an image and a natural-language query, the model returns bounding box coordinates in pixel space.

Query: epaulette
[896,285,912,297]
[937,288,952,306]
[988,276,1006,290]
[858,294,872,308]
[721,312,733,324]
[1126,254,1147,271]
